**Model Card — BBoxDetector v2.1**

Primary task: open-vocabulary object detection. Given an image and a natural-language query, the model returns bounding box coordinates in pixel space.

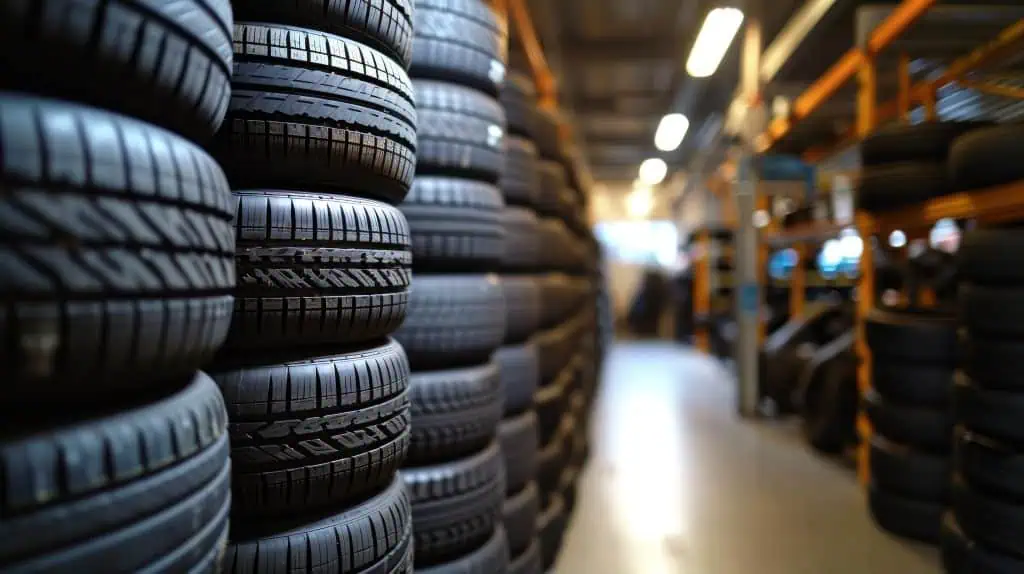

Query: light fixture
[752,209,770,228]
[888,230,907,248]
[686,7,745,78]
[654,113,690,152]
[638,158,668,186]
[627,186,654,219]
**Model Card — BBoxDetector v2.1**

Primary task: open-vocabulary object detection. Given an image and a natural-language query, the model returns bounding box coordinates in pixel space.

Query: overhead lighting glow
[627,186,654,219]
[638,158,668,186]
[889,230,907,248]
[654,113,690,152]
[686,7,745,78]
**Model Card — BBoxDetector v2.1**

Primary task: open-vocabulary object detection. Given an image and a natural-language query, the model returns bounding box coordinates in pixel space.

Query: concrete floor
[556,342,942,574]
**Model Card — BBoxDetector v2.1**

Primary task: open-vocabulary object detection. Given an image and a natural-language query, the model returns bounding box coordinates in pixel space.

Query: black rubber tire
[559,464,580,515]
[963,334,1024,393]
[401,177,505,270]
[411,0,508,96]
[872,360,953,406]
[536,495,567,569]
[415,80,507,182]
[536,161,570,218]
[960,283,1024,338]
[537,417,573,502]
[405,442,506,565]
[801,357,859,455]
[536,318,584,382]
[0,373,231,572]
[957,430,1024,502]
[508,539,543,574]
[942,513,1024,574]
[535,364,574,443]
[499,411,540,494]
[858,162,952,212]
[500,136,541,207]
[226,474,414,574]
[869,437,950,502]
[417,525,510,574]
[868,483,944,543]
[227,190,411,351]
[865,307,957,365]
[232,0,414,67]
[953,478,1024,558]
[864,389,953,453]
[407,361,503,464]
[957,227,1024,284]
[501,208,543,271]
[534,107,563,162]
[540,275,589,328]
[211,339,411,516]
[538,218,576,271]
[502,276,543,344]
[496,341,541,415]
[0,94,235,403]
[503,483,540,557]
[954,373,1024,446]
[0,0,233,140]
[861,122,990,166]
[502,71,538,138]
[950,124,1024,192]
[394,273,505,369]
[219,23,416,204]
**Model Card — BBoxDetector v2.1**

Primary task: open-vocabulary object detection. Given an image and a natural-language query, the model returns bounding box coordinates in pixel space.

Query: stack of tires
[394,0,513,572]
[864,309,956,543]
[943,124,1024,573]
[209,3,418,572]
[501,73,598,569]
[0,1,237,570]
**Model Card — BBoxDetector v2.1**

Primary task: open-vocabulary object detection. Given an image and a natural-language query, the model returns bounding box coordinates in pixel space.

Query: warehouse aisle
[555,342,941,574]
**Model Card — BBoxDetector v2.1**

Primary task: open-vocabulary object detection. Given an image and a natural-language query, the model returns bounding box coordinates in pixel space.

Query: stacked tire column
[944,225,1024,572]
[0,1,237,570]
[394,0,512,571]
[864,309,956,543]
[209,3,418,572]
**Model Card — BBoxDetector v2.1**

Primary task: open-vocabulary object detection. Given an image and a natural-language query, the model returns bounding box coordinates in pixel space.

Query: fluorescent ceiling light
[686,7,745,78]
[654,113,690,152]
[627,187,654,219]
[638,158,668,186]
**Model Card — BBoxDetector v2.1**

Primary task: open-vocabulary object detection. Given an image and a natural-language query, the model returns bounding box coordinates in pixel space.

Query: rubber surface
[404,442,506,565]
[858,163,951,212]
[950,124,1024,191]
[0,373,231,572]
[226,190,411,351]
[960,283,1024,338]
[872,360,953,406]
[415,80,506,182]
[226,474,414,574]
[957,227,1024,284]
[417,525,510,574]
[942,513,1024,574]
[861,122,989,166]
[499,411,540,494]
[864,389,953,453]
[533,107,563,162]
[869,437,950,501]
[957,430,1024,501]
[502,71,538,138]
[394,274,505,369]
[501,136,541,207]
[801,352,858,454]
[539,275,589,328]
[536,161,571,218]
[411,0,509,95]
[865,307,957,365]
[953,478,1024,558]
[535,364,574,443]
[0,0,233,139]
[503,483,540,557]
[536,494,567,569]
[537,417,573,502]
[963,334,1024,392]
[211,339,411,515]
[219,23,416,204]
[0,94,235,401]
[501,208,543,271]
[407,361,503,464]
[502,276,543,344]
[868,483,943,543]
[496,341,541,415]
[536,317,584,382]
[954,373,1024,445]
[401,177,505,270]
[508,539,542,574]
[232,0,414,66]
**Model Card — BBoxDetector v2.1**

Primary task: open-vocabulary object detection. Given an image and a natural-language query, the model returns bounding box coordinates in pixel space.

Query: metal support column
[736,16,764,418]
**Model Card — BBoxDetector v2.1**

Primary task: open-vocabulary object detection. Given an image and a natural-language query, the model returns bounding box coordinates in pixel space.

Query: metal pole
[736,17,763,418]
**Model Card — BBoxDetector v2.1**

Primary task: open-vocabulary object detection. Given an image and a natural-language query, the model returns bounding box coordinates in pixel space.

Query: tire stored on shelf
[227,190,411,351]
[0,94,235,401]
[865,307,957,365]
[211,340,411,515]
[954,373,1024,445]
[499,411,540,494]
[496,341,541,415]
[411,0,509,95]
[502,207,544,271]
[860,122,989,166]
[942,513,1024,574]
[952,478,1024,558]
[950,124,1024,192]
[868,483,943,543]
[957,430,1024,501]
[857,163,951,213]
[503,482,540,557]
[219,23,417,204]
[415,80,507,183]
[501,136,542,207]
[869,437,950,501]
[864,389,953,452]
[502,71,538,138]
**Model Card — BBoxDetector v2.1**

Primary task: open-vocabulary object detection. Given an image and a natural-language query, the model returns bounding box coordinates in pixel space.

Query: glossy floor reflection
[556,342,941,574]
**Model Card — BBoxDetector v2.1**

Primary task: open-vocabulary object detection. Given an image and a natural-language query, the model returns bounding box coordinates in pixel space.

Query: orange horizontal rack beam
[763,221,847,245]
[864,179,1024,234]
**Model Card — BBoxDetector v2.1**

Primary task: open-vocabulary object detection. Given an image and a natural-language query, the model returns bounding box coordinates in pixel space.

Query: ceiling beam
[559,36,680,61]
